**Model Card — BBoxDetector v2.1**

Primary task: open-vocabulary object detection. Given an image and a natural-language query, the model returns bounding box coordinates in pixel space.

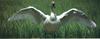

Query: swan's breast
[43,22,60,32]
[43,17,60,32]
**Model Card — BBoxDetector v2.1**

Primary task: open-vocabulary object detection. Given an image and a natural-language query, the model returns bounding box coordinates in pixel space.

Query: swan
[8,0,96,32]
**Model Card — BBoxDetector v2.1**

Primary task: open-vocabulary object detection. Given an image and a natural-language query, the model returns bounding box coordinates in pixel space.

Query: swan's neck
[51,0,55,12]
[49,0,57,21]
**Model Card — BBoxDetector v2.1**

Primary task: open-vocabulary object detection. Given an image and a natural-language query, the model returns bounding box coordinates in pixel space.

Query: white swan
[8,1,96,32]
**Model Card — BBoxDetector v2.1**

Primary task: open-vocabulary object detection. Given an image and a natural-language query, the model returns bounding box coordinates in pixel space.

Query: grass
[0,0,100,38]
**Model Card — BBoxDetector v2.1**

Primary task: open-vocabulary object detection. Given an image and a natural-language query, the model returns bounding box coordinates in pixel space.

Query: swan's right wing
[8,6,47,24]
[58,8,96,28]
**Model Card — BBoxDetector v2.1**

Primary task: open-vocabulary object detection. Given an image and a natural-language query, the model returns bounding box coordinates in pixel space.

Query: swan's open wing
[58,8,96,28]
[8,6,47,24]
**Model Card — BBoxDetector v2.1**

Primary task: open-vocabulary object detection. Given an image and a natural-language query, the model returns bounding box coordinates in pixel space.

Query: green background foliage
[0,0,100,38]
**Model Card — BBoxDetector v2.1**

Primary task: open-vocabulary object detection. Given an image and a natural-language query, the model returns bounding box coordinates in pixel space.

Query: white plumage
[8,6,96,32]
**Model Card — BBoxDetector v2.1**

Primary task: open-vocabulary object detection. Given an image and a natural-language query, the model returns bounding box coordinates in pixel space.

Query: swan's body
[8,1,96,32]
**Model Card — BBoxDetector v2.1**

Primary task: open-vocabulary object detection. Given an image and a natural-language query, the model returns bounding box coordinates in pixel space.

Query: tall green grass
[0,0,99,38]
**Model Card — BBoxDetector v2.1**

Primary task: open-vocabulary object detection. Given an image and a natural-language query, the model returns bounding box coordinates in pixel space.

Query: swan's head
[50,12,57,21]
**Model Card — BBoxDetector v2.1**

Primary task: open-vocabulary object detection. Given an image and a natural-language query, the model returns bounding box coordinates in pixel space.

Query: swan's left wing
[57,8,96,28]
[8,6,47,24]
